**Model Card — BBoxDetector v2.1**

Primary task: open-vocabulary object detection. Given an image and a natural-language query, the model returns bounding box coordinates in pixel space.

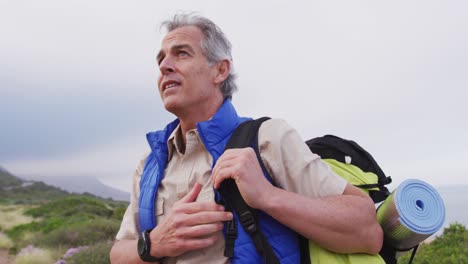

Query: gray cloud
[0,68,172,161]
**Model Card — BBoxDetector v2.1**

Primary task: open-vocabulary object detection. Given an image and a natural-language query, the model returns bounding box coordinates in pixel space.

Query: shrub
[67,241,112,264]
[25,196,112,219]
[111,205,127,221]
[31,218,120,248]
[6,221,43,241]
[398,223,468,264]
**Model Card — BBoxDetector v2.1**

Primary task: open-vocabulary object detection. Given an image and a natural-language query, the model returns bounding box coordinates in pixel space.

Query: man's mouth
[165,83,179,89]
[162,81,181,92]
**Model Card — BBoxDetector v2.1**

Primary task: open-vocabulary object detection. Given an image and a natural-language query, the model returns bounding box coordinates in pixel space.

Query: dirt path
[0,248,12,264]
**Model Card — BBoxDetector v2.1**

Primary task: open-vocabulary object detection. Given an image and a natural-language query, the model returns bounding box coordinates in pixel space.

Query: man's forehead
[157,26,204,63]
[161,26,203,46]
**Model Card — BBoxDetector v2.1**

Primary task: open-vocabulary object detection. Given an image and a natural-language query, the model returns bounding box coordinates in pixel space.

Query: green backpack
[219,117,395,264]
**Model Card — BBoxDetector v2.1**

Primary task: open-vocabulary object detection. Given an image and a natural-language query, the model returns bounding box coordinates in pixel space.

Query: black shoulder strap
[218,117,279,264]
[225,117,270,149]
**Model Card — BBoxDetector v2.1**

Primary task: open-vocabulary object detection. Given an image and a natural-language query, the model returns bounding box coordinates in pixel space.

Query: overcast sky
[1,0,467,193]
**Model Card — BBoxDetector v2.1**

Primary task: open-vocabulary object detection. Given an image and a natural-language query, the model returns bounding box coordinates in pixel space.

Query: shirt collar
[167,123,203,160]
[167,124,181,160]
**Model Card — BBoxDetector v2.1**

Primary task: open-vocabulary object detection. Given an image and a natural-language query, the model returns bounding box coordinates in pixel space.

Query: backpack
[218,117,397,264]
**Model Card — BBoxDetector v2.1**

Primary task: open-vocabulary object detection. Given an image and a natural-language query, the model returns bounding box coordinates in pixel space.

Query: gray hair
[161,13,237,100]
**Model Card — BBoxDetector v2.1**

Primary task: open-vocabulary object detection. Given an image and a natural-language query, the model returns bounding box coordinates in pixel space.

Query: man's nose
[159,56,175,74]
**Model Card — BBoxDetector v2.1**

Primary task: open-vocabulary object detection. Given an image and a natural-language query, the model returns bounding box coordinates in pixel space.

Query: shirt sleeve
[115,153,148,240]
[258,119,347,198]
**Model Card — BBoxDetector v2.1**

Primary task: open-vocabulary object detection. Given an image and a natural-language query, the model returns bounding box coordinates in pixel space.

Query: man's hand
[212,148,274,209]
[149,183,233,258]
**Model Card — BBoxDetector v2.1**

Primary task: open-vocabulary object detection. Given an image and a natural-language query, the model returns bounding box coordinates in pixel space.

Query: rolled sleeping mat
[376,179,445,250]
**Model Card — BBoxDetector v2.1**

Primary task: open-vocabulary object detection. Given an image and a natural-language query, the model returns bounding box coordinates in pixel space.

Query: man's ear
[213,59,230,85]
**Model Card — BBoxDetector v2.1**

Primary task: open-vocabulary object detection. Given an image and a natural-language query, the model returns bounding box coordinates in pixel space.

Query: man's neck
[178,98,224,145]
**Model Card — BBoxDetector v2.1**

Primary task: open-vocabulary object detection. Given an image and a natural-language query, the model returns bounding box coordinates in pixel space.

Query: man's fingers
[185,210,233,225]
[213,149,239,169]
[212,164,238,189]
[172,205,233,228]
[212,155,239,187]
[176,222,225,238]
[176,234,221,252]
[180,182,203,203]
[177,201,226,214]
[212,148,254,188]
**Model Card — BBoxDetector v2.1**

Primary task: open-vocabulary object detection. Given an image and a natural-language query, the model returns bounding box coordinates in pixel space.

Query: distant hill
[0,167,22,187]
[20,175,130,202]
[0,167,129,202]
[1,167,70,204]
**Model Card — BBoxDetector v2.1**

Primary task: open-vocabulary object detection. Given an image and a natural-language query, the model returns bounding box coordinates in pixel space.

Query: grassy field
[0,205,34,231]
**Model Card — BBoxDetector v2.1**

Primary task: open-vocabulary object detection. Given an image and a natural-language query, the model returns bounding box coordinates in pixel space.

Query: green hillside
[0,168,128,264]
[0,167,22,188]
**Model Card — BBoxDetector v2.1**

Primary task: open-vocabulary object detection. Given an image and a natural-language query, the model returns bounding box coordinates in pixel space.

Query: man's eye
[178,51,189,57]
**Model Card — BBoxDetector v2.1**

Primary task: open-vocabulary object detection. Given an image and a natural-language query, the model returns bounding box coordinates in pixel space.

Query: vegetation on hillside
[0,169,128,263]
[1,168,467,263]
[0,168,22,188]
[6,196,124,249]
[398,223,467,264]
[0,181,70,205]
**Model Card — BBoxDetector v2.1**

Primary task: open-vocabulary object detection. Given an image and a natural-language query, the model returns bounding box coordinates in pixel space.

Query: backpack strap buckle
[224,218,237,258]
[239,211,257,234]
[226,219,237,239]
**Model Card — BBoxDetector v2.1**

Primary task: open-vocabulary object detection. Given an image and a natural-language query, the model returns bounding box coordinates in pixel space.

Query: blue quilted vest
[138,100,300,263]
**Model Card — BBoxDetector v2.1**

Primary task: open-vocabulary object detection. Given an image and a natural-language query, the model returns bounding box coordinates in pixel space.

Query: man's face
[157,26,221,117]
